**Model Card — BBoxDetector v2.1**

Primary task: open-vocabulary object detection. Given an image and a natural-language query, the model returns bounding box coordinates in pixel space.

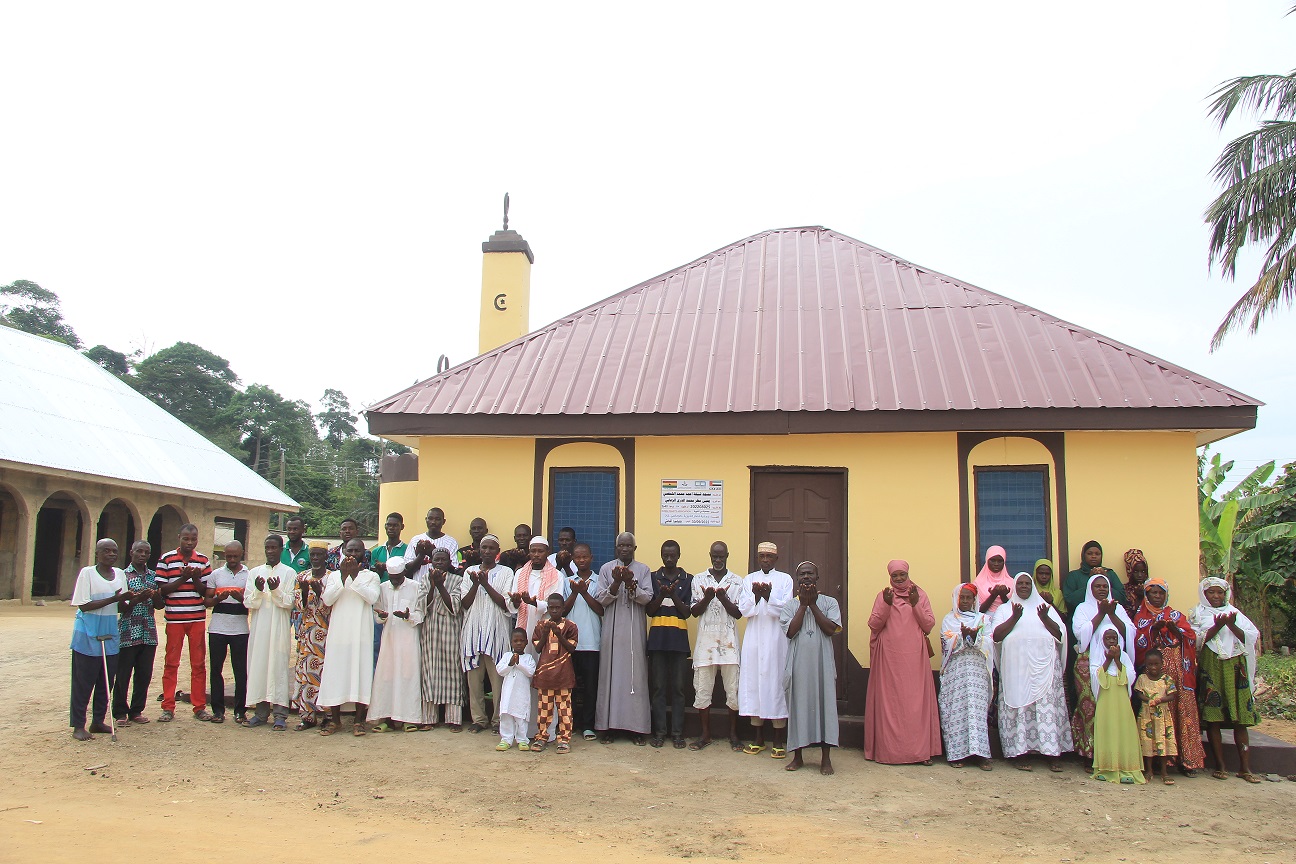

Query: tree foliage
[1200,451,1296,648]
[0,279,83,348]
[317,388,358,446]
[131,342,240,449]
[84,344,130,377]
[1205,43,1296,348]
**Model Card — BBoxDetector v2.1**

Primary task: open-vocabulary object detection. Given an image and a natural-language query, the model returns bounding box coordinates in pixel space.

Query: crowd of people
[67,509,1263,782]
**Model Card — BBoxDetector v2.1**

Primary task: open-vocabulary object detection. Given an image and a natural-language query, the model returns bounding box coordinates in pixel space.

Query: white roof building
[0,328,298,600]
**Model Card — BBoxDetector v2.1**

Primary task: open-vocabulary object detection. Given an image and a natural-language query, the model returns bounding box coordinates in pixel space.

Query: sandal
[673,737,687,749]
[272,720,286,732]
[688,738,711,751]
[531,739,546,753]
[920,758,934,766]
[632,734,647,746]
[770,746,787,759]
[1211,769,1230,781]
[319,724,337,737]
[948,760,964,768]
[447,724,462,733]
[115,717,132,728]
[979,759,994,771]
[583,730,597,741]
[743,743,766,755]
[129,714,150,724]
[295,720,316,732]
[496,741,511,751]
[369,722,394,733]
[210,714,225,724]
[1048,761,1064,773]
[1015,760,1034,771]
[1239,772,1263,784]
[1163,778,1176,785]
[403,724,419,732]
[158,710,174,723]
[729,738,744,752]
[193,710,214,722]
[650,736,664,748]
[556,742,570,754]
[353,722,367,736]
[242,716,267,728]
[518,740,531,751]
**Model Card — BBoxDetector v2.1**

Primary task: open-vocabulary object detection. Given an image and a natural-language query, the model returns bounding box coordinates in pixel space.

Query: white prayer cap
[387,557,406,575]
[529,536,550,548]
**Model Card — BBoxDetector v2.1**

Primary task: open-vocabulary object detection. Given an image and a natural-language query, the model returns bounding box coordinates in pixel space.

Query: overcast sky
[3,1,1293,480]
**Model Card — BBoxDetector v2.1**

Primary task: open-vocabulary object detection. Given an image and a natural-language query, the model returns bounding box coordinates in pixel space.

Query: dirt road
[2,604,1292,864]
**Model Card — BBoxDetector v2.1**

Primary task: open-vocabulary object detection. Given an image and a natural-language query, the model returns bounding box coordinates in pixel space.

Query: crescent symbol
[493,293,507,311]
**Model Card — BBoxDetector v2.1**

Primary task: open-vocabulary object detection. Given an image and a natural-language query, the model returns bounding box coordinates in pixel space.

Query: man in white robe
[737,541,794,755]
[243,535,297,729]
[367,557,425,729]
[318,539,381,735]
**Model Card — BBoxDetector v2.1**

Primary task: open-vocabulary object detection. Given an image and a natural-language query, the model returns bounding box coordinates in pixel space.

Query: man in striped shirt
[156,523,214,722]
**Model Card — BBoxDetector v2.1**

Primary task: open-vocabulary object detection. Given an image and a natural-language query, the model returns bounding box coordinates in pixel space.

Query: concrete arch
[146,503,190,567]
[0,481,31,601]
[97,496,143,551]
[32,488,93,598]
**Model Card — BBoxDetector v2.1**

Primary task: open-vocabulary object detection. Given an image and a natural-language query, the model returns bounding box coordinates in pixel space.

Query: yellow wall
[1064,431,1200,607]
[377,480,421,538]
[378,429,1203,669]
[479,252,531,354]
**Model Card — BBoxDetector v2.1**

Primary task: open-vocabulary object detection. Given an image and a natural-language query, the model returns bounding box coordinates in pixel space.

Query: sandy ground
[2,604,1293,864]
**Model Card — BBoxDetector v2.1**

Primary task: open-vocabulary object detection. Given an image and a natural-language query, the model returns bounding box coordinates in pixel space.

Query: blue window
[549,469,619,568]
[974,467,1050,573]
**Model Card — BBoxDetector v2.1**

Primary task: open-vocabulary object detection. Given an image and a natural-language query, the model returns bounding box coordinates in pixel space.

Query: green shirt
[370,542,408,584]
[281,543,311,574]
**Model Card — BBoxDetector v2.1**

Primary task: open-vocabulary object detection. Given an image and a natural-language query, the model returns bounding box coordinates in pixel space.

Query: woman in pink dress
[864,559,942,765]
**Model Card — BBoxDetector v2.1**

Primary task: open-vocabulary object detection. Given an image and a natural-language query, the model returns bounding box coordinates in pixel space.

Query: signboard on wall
[660,479,724,526]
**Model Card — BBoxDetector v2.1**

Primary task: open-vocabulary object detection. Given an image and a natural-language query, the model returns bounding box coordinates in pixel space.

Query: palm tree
[1205,64,1296,349]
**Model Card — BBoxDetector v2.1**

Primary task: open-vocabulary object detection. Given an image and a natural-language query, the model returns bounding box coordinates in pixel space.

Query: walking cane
[95,634,118,742]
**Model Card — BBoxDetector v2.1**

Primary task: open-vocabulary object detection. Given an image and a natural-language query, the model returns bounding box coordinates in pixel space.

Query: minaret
[479,193,533,355]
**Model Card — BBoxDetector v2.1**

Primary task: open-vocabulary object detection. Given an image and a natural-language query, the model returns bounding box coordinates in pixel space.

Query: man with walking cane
[70,539,141,741]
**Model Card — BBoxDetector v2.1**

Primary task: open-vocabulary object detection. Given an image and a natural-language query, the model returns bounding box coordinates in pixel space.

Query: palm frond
[1211,242,1296,349]
[1208,71,1296,128]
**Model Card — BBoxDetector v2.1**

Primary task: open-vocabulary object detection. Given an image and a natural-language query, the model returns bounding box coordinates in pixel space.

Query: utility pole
[278,449,287,531]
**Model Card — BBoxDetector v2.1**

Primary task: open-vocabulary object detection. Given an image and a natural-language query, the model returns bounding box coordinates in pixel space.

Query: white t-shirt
[206,565,250,636]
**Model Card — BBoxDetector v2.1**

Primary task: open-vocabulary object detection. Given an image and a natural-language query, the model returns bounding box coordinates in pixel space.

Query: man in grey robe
[594,532,652,744]
[779,560,841,775]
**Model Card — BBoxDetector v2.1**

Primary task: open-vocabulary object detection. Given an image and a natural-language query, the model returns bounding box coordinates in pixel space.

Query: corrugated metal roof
[0,327,298,509]
[368,227,1259,428]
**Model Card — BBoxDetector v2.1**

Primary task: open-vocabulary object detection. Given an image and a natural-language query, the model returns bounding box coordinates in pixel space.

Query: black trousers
[649,650,691,738]
[208,632,248,717]
[572,650,600,733]
[71,650,118,729]
[113,642,157,719]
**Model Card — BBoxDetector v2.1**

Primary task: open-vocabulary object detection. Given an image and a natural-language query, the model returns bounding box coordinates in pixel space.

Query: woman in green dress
[1189,576,1262,783]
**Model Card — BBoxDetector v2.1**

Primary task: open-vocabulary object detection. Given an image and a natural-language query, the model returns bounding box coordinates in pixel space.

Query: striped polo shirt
[156,548,212,624]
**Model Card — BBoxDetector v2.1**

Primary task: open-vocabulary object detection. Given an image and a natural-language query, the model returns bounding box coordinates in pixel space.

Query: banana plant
[1199,452,1296,648]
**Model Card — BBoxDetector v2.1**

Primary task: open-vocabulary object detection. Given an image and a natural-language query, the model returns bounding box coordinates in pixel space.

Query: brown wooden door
[750,470,847,701]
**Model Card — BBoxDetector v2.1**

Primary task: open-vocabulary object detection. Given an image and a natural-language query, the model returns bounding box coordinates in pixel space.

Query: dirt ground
[2,605,1293,864]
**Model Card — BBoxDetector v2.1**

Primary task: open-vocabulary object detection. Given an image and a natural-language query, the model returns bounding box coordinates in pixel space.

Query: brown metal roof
[368,227,1260,437]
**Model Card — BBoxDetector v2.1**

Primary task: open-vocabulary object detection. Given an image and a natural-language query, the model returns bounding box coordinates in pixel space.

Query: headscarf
[514,556,563,637]
[972,545,1013,613]
[1072,572,1135,696]
[989,574,1066,709]
[1121,548,1148,617]
[940,583,991,673]
[1123,549,1146,577]
[1032,558,1064,614]
[1189,577,1260,687]
[1089,628,1137,698]
[886,559,912,598]
[1132,577,1197,679]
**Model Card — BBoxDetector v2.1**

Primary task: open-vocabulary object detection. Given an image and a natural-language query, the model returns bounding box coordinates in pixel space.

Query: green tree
[0,280,82,348]
[131,342,240,448]
[226,384,317,476]
[317,388,358,446]
[1199,452,1296,648]
[1205,42,1296,348]
[84,344,130,377]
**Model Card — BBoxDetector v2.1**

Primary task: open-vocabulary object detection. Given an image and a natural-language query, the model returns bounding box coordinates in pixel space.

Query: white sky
[3,1,1293,481]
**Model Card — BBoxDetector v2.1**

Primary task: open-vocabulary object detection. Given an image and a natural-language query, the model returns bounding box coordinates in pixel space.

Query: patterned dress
[418,572,465,724]
[1070,652,1096,759]
[999,654,1074,758]
[938,624,993,762]
[1132,602,1204,769]
[294,575,330,723]
[1198,647,1259,727]
[1134,674,1178,757]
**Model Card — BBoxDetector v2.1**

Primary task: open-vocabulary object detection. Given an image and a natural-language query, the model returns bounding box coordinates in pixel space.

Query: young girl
[1134,647,1178,784]
[1091,629,1145,784]
[495,628,536,750]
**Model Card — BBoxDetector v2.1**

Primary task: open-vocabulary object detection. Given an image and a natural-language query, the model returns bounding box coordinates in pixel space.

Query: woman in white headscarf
[1189,576,1262,783]
[1068,572,1133,762]
[991,572,1073,771]
[938,582,993,769]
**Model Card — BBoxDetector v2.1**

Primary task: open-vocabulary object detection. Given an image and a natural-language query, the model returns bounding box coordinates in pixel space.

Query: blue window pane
[975,470,1048,573]
[550,471,618,568]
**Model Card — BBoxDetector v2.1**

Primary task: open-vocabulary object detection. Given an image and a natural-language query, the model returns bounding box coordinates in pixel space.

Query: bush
[1256,654,1296,720]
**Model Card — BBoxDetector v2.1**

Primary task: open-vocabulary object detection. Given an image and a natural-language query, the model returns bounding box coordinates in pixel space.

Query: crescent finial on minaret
[503,192,510,230]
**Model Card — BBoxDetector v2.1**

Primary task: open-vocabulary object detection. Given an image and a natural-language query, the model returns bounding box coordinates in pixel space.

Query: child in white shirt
[495,628,536,750]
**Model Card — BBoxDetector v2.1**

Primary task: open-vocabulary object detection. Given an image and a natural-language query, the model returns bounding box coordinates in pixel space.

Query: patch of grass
[1256,654,1296,719]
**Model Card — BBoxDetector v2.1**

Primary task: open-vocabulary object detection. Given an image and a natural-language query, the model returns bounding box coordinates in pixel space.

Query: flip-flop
[1211,769,1229,780]
[729,738,744,752]
[115,717,132,728]
[1048,762,1064,773]
[1015,761,1034,771]
[743,743,766,755]
[979,760,994,771]
[1163,778,1176,785]
[688,739,711,751]
[319,724,337,737]
[770,747,787,759]
[1239,772,1263,784]
[129,715,150,724]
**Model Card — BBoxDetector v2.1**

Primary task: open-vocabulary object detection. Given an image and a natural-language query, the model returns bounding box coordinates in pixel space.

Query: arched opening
[97,497,139,551]
[0,483,29,600]
[147,504,188,569]
[32,490,90,598]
